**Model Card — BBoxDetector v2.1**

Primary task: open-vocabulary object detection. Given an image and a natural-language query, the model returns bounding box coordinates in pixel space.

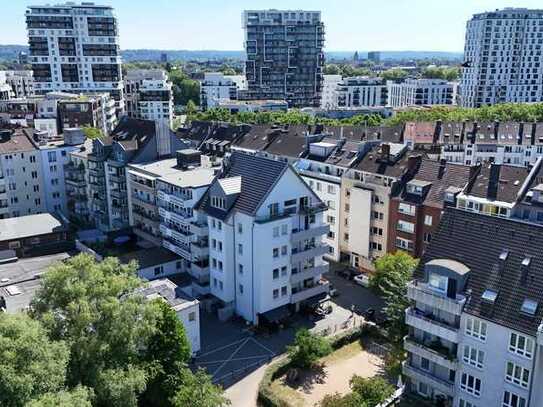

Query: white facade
[460,8,543,107]
[26,3,124,114]
[336,77,388,108]
[387,79,456,107]
[124,69,173,127]
[199,72,247,110]
[0,72,15,101]
[1,71,34,98]
[320,75,342,109]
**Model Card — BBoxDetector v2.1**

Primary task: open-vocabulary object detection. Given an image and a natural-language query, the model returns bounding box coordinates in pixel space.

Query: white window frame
[509,332,534,359]
[505,361,530,389]
[463,345,484,369]
[465,317,487,342]
[502,390,526,407]
[460,372,481,397]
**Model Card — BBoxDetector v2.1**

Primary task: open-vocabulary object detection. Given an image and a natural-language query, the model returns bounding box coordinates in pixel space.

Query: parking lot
[193,262,385,388]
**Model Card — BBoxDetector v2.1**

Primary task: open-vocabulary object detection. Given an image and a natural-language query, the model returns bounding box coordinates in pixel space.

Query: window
[509,333,534,359]
[424,215,433,226]
[219,281,223,290]
[212,239,216,249]
[273,289,279,299]
[238,264,243,275]
[503,391,526,407]
[273,269,279,279]
[463,345,484,369]
[327,200,335,210]
[188,312,196,321]
[281,286,287,296]
[281,224,288,235]
[218,241,223,252]
[423,232,432,243]
[459,399,477,407]
[327,185,335,194]
[217,221,222,231]
[211,196,226,210]
[281,245,287,256]
[218,261,223,271]
[273,226,280,237]
[281,266,287,276]
[153,266,163,276]
[397,220,415,233]
[238,244,243,255]
[520,299,538,316]
[460,373,481,397]
[417,382,428,396]
[398,202,415,216]
[238,223,243,234]
[466,317,487,341]
[420,357,430,371]
[273,248,279,258]
[429,273,448,293]
[239,284,244,294]
[505,362,530,388]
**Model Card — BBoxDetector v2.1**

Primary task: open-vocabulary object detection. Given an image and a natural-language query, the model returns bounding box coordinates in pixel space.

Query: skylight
[521,299,538,315]
[482,289,498,303]
[522,257,531,267]
[499,249,509,261]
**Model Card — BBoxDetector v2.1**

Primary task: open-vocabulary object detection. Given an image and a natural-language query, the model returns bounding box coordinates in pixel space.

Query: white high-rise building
[460,8,543,107]
[26,3,124,114]
[124,69,173,127]
[1,71,35,98]
[199,73,247,110]
[387,79,456,108]
[320,75,342,109]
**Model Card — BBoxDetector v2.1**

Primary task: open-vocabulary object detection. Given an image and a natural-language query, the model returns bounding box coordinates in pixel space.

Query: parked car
[353,273,370,287]
[337,268,357,280]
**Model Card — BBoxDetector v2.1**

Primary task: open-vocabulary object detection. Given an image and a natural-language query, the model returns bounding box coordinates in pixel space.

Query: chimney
[407,154,421,173]
[380,143,390,162]
[0,129,12,142]
[438,158,447,179]
[434,120,442,144]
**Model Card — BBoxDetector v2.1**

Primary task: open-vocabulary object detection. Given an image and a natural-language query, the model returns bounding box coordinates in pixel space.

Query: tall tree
[287,328,332,369]
[171,369,230,407]
[141,300,192,407]
[30,254,157,407]
[0,313,69,407]
[26,387,93,407]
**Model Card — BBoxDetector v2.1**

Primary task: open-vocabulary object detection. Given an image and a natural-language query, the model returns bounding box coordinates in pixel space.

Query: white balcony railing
[405,308,460,344]
[291,281,329,304]
[407,281,466,316]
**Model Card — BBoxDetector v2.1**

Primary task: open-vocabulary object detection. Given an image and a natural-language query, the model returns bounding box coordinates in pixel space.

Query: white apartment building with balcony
[387,79,456,108]
[199,72,247,110]
[197,152,329,324]
[1,71,35,98]
[404,208,543,407]
[460,8,543,108]
[127,150,217,296]
[26,3,124,114]
[320,75,342,109]
[124,69,173,127]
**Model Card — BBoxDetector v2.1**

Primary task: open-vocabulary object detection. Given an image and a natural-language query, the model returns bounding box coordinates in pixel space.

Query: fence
[75,240,103,261]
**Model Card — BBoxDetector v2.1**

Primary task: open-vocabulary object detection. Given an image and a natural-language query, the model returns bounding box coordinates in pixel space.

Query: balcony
[160,224,190,245]
[405,308,460,344]
[133,227,161,246]
[407,281,466,316]
[402,362,455,397]
[291,280,329,304]
[190,221,208,236]
[255,203,328,224]
[132,194,156,211]
[291,244,328,264]
[190,262,210,283]
[132,212,159,228]
[163,240,191,261]
[291,264,328,284]
[158,190,192,208]
[291,225,329,243]
[159,207,190,226]
[403,337,457,371]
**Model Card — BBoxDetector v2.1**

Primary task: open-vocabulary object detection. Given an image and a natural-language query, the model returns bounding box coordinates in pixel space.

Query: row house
[403,208,543,407]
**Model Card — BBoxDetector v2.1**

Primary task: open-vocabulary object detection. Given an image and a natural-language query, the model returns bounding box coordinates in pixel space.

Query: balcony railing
[407,281,466,316]
[291,224,329,243]
[291,264,328,284]
[403,337,457,371]
[401,362,455,397]
[291,244,328,264]
[291,280,329,304]
[405,307,460,344]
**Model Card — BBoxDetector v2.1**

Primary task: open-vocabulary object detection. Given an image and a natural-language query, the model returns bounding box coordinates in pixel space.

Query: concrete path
[224,363,268,407]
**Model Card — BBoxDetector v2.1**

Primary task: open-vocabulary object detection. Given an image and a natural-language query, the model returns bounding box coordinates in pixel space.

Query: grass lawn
[321,340,363,365]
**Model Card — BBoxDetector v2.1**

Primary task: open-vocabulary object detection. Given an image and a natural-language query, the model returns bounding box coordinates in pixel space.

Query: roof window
[482,289,498,303]
[521,299,538,315]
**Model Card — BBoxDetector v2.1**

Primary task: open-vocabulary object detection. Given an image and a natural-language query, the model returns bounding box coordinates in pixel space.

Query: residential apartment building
[336,77,388,108]
[26,3,124,114]
[388,79,456,108]
[1,71,34,98]
[388,158,473,258]
[241,10,325,108]
[0,128,47,219]
[216,99,288,113]
[199,72,247,110]
[57,92,117,135]
[65,139,93,226]
[321,75,342,109]
[0,72,15,101]
[126,150,217,296]
[124,69,173,127]
[196,152,329,324]
[340,143,418,271]
[460,8,543,107]
[403,208,543,407]
[84,117,186,232]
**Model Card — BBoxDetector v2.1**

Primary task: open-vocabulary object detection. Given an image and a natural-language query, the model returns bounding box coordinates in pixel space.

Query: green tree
[323,64,340,75]
[421,66,460,81]
[0,313,69,407]
[26,387,93,407]
[29,254,157,407]
[380,68,409,81]
[171,368,230,407]
[370,252,418,342]
[141,300,192,407]
[319,392,366,407]
[287,329,332,369]
[349,376,394,405]
[81,126,103,140]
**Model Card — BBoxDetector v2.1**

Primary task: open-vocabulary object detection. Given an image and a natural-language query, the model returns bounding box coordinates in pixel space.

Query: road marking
[197,336,248,358]
[249,337,275,357]
[211,337,250,378]
[197,355,271,365]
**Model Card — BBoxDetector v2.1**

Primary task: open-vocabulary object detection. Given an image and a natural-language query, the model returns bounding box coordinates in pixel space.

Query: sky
[1,0,542,51]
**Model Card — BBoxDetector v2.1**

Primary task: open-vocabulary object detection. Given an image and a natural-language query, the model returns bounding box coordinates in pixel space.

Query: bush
[287,329,332,369]
[349,376,395,406]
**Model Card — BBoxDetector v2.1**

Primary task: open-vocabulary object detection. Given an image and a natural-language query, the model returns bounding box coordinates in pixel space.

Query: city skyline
[1,0,543,51]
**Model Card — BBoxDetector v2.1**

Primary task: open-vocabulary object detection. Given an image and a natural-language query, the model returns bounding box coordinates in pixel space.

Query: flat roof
[130,158,215,189]
[0,213,64,242]
[118,247,182,270]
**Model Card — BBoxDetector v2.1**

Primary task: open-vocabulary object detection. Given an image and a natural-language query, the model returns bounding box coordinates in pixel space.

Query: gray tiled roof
[416,208,543,336]
[197,152,288,219]
[465,163,531,203]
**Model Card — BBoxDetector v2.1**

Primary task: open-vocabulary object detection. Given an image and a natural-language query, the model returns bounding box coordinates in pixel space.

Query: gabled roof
[196,152,289,219]
[263,125,311,158]
[416,208,543,336]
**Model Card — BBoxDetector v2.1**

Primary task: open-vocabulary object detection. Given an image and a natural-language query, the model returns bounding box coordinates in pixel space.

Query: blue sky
[2,1,542,51]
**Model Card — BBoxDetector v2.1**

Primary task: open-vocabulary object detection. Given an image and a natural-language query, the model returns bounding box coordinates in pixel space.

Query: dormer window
[482,289,498,303]
[211,196,226,210]
[499,249,509,261]
[521,299,538,315]
[429,272,448,293]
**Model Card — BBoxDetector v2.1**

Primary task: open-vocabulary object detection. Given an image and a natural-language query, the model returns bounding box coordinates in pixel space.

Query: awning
[301,292,328,308]
[260,305,291,323]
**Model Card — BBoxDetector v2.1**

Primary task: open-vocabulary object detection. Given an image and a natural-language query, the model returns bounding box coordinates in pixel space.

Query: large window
[429,273,448,293]
[459,400,477,407]
[398,202,415,216]
[397,220,415,233]
[460,373,481,397]
[505,362,530,389]
[509,333,534,359]
[463,345,484,369]
[503,391,526,407]
[465,317,487,342]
